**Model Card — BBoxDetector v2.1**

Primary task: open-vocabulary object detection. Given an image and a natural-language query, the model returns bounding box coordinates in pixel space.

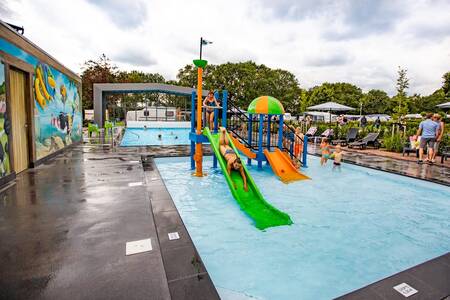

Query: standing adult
[416,113,439,164]
[360,115,367,128]
[374,116,381,129]
[431,114,445,163]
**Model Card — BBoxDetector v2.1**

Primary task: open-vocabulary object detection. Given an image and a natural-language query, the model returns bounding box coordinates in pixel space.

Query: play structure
[189,59,310,230]
[231,96,309,183]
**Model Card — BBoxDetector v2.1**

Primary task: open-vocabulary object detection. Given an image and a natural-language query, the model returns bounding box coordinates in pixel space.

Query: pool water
[120,128,191,146]
[155,156,450,300]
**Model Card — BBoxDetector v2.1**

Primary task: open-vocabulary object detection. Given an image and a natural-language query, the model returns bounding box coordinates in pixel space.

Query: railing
[226,99,307,165]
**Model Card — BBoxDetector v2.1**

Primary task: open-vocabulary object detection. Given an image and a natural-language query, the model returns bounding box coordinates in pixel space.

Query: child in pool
[157,134,162,140]
[294,127,304,159]
[320,137,331,166]
[331,145,343,169]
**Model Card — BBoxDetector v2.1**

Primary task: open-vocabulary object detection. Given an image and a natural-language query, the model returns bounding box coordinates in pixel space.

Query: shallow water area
[155,156,450,300]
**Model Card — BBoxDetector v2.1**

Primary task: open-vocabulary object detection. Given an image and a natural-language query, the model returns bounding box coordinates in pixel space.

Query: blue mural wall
[0,62,11,176]
[0,38,82,160]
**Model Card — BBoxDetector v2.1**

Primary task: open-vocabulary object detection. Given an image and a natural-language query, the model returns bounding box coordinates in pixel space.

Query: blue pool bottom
[155,156,450,300]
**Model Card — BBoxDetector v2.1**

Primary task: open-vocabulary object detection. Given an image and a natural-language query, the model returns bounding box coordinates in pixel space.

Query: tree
[392,66,409,119]
[442,71,450,100]
[81,54,117,113]
[362,89,391,114]
[176,61,301,112]
[81,54,117,112]
[306,82,363,111]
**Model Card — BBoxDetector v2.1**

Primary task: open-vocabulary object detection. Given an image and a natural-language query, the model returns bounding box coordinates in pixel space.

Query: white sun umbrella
[307,102,355,123]
[436,101,450,109]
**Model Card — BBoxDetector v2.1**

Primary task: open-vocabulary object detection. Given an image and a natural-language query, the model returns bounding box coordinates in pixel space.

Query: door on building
[9,68,29,173]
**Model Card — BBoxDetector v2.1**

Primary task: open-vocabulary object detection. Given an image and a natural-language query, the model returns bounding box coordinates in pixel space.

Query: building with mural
[0,21,82,185]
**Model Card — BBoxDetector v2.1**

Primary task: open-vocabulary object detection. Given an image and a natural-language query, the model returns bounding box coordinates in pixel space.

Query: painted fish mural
[0,37,82,162]
[33,62,82,160]
[0,63,11,177]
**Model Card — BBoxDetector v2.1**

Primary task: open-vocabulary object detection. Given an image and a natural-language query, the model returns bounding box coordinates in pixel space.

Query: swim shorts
[420,137,435,149]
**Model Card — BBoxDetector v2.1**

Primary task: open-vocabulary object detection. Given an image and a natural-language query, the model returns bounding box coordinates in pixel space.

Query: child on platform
[294,127,304,159]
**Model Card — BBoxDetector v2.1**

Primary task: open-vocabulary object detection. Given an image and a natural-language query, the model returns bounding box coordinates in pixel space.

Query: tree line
[81,54,450,117]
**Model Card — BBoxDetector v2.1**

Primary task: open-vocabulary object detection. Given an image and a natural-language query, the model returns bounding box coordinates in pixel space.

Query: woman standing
[202,90,220,130]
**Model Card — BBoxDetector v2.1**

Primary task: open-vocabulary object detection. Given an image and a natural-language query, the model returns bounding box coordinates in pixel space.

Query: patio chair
[332,128,358,146]
[348,132,380,149]
[88,123,100,138]
[441,146,450,164]
[402,141,419,157]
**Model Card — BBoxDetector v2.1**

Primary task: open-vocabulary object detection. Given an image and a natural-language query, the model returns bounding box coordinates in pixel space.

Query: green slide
[203,127,293,230]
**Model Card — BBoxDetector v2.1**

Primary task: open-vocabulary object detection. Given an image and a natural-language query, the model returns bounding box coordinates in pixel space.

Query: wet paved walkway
[0,144,218,300]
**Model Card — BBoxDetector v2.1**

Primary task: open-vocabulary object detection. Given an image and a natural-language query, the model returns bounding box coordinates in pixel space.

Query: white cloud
[1,0,449,96]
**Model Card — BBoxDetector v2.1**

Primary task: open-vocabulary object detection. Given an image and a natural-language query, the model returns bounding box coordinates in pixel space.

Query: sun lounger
[348,132,380,149]
[332,128,358,146]
[320,129,334,138]
[305,126,317,137]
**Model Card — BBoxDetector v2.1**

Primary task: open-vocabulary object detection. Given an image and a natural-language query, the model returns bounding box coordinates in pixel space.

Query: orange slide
[229,135,256,159]
[264,148,310,183]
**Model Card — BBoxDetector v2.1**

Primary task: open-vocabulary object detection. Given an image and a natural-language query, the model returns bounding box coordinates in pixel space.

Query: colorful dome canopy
[247,96,285,115]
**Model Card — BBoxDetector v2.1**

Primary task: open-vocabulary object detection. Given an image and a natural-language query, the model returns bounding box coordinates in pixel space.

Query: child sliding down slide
[219,127,248,191]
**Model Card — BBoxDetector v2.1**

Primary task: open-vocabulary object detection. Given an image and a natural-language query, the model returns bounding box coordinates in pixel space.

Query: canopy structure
[248,96,285,115]
[93,83,209,127]
[307,101,355,112]
[307,102,355,124]
[436,101,450,109]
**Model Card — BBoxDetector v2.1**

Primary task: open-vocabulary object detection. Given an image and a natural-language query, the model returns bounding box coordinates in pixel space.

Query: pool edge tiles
[144,156,221,299]
[154,156,450,300]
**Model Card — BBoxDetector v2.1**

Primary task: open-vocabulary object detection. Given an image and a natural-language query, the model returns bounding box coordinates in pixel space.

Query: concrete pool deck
[0,144,219,300]
[0,143,448,299]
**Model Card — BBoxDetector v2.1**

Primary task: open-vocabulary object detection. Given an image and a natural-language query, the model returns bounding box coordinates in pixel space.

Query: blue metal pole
[213,91,219,132]
[267,114,271,151]
[212,92,219,168]
[248,114,253,166]
[190,91,196,170]
[302,135,308,168]
[278,114,284,149]
[258,114,264,169]
[222,90,228,128]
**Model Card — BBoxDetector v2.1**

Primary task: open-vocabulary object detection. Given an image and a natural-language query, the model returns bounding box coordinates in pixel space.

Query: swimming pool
[155,156,450,300]
[120,128,191,146]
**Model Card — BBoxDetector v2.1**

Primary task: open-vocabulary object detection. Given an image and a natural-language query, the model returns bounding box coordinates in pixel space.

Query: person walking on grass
[431,114,445,163]
[416,113,439,164]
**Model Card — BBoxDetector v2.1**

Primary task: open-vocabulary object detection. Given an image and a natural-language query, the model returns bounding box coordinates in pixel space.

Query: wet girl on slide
[219,127,248,192]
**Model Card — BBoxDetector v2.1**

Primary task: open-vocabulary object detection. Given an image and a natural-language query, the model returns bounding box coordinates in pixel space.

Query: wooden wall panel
[9,69,29,173]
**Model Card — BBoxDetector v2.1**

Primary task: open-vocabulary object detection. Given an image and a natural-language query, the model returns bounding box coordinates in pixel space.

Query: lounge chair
[441,146,450,164]
[332,128,358,146]
[320,129,334,139]
[305,126,317,137]
[348,132,380,149]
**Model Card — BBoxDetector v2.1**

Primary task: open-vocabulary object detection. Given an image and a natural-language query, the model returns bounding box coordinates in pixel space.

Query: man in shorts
[416,113,439,164]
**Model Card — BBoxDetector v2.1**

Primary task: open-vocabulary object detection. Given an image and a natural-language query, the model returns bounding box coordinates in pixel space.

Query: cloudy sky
[1,0,450,95]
